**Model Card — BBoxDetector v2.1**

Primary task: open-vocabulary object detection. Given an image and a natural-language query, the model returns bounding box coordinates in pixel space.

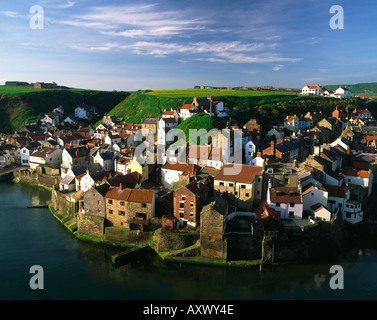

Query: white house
[245,140,257,165]
[323,184,363,224]
[343,168,373,197]
[332,86,351,99]
[301,85,325,96]
[114,157,132,175]
[266,181,303,219]
[302,183,329,212]
[93,151,118,172]
[310,204,332,222]
[161,162,191,189]
[76,170,107,192]
[179,104,198,120]
[29,148,62,170]
[20,146,34,166]
[157,117,179,147]
[284,115,299,132]
[104,133,122,145]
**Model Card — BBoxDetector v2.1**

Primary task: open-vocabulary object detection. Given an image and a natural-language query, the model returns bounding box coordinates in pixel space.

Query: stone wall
[50,189,78,217]
[14,170,61,189]
[152,228,200,252]
[77,213,105,239]
[200,206,227,260]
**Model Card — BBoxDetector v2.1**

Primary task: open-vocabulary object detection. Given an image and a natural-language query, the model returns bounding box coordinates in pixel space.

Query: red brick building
[174,180,209,228]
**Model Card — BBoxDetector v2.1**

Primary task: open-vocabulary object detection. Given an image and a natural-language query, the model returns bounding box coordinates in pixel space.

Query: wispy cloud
[41,1,75,9]
[56,4,206,39]
[272,65,285,71]
[0,11,20,18]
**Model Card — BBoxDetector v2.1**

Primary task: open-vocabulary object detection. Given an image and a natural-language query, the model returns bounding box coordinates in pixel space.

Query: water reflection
[3,182,377,300]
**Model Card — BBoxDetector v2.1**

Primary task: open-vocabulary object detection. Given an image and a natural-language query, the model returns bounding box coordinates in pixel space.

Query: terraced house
[213,164,263,211]
[104,186,155,229]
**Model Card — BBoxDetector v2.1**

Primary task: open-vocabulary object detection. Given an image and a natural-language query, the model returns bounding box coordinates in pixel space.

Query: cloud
[0,11,20,18]
[41,1,75,9]
[272,65,285,71]
[56,4,207,38]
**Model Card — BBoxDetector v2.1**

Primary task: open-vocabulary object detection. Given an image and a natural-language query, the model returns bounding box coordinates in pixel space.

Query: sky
[0,0,377,91]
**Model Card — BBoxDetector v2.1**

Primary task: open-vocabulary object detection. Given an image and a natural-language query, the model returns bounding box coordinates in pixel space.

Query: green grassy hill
[104,88,373,134]
[0,87,129,132]
[324,83,377,97]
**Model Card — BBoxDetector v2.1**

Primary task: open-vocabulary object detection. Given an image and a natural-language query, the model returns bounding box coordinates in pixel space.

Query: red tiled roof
[214,164,263,184]
[343,168,370,178]
[181,104,193,110]
[270,187,302,204]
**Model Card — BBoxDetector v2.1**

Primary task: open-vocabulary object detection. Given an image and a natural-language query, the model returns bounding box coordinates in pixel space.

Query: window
[182,196,186,200]
[290,203,294,207]
[276,203,280,207]
[180,202,185,208]
[285,178,289,184]
[190,212,194,218]
[120,201,125,206]
[136,213,146,219]
[289,211,294,218]
[190,202,194,207]
[241,184,246,189]
[97,200,101,205]
[180,211,184,218]
[108,209,113,214]
[108,199,113,204]
[219,182,224,186]
[142,202,147,208]
[245,193,250,197]
[118,211,125,216]
[229,183,234,187]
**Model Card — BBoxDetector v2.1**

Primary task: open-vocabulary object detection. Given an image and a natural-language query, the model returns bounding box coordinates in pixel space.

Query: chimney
[293,159,297,168]
[120,183,123,190]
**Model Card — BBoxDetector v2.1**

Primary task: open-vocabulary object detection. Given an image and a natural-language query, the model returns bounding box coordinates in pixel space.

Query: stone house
[77,183,110,238]
[105,186,155,229]
[61,146,91,175]
[29,147,62,170]
[174,180,209,228]
[200,197,228,260]
[213,164,264,211]
[141,117,159,134]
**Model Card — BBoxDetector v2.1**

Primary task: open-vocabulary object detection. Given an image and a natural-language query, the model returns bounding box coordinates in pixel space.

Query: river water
[1,182,377,300]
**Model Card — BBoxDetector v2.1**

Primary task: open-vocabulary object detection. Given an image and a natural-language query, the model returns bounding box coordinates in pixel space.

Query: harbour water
[1,181,377,300]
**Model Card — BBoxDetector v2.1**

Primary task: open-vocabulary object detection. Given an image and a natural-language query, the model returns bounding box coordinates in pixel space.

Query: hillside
[324,82,377,97]
[104,89,301,125]
[105,89,369,133]
[0,88,129,132]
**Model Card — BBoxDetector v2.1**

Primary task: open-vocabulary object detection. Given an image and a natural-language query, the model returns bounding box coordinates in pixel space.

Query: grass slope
[0,89,129,132]
[324,82,377,97]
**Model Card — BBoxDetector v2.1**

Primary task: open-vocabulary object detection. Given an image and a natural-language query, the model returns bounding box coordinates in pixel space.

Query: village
[1,85,377,266]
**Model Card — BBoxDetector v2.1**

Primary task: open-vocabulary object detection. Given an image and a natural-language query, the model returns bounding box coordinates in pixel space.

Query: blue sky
[1,0,377,91]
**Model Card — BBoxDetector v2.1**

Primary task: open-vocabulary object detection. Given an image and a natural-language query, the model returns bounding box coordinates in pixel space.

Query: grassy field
[325,82,377,97]
[146,88,299,98]
[0,86,107,95]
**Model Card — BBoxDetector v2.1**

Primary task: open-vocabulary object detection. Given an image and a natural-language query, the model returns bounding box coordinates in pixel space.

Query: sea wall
[50,188,78,217]
[14,170,61,189]
[152,228,200,252]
